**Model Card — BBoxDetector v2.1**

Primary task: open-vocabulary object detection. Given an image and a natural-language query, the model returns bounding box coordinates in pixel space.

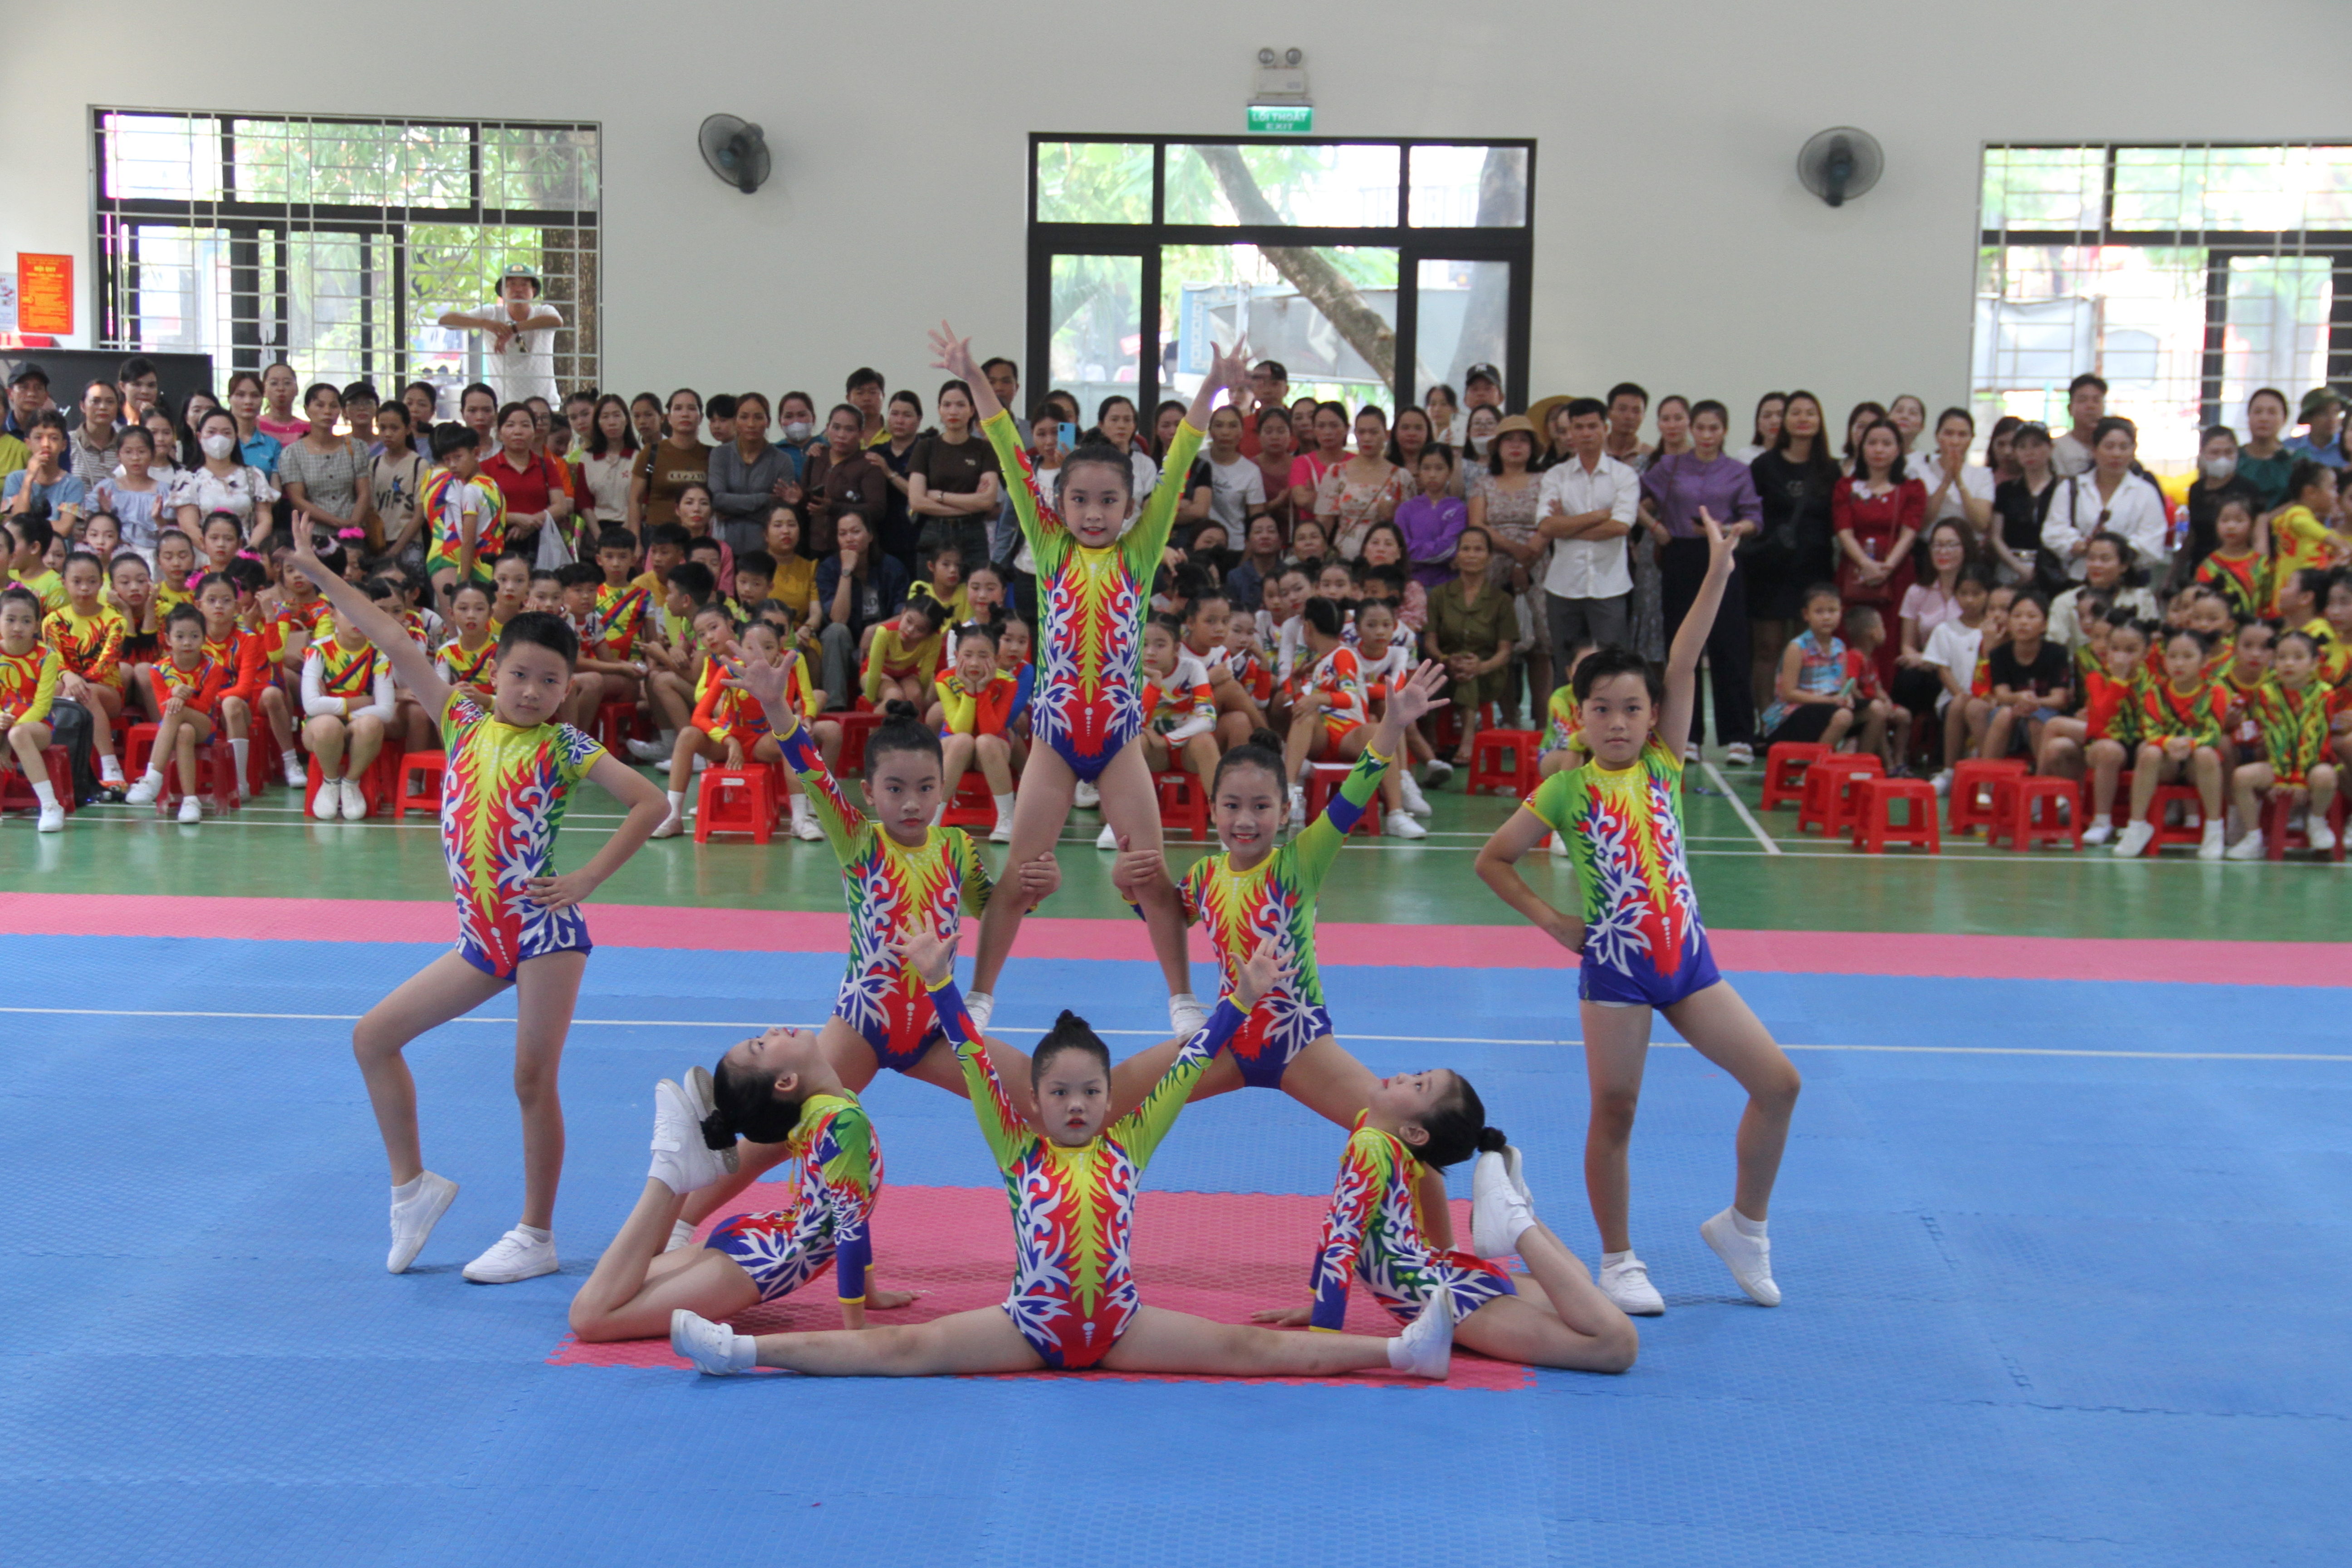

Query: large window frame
[1975,141,2352,464]
[91,108,601,398]
[1026,135,1536,419]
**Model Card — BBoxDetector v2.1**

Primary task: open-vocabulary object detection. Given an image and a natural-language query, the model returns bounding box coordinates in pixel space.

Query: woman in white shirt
[2039,416,2169,581]
[1909,407,1996,535]
[1729,391,1786,466]
[170,408,281,549]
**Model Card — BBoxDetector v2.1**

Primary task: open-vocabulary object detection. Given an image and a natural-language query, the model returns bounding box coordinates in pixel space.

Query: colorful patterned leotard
[421,470,509,583]
[927,973,1243,1369]
[1295,643,1367,744]
[1310,1115,1517,1330]
[595,581,652,660]
[705,1092,881,1305]
[434,637,498,702]
[781,720,994,1070]
[688,679,770,748]
[1524,735,1718,1009]
[0,643,62,725]
[41,604,127,689]
[2196,549,2273,625]
[153,655,231,721]
[2078,665,2145,747]
[979,409,1203,781]
[437,690,606,980]
[1140,649,1215,740]
[201,626,267,710]
[2137,679,2232,749]
[935,669,1023,739]
[2254,676,2332,786]
[1167,745,1391,1088]
[1543,683,1586,758]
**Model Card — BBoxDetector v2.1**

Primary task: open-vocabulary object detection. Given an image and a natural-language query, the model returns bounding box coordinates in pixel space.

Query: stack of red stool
[1849,775,1939,853]
[395,750,448,819]
[941,771,995,828]
[1987,774,2080,851]
[0,745,74,816]
[1465,728,1541,797]
[121,722,161,782]
[1946,757,2027,836]
[1303,762,1379,836]
[1796,755,1882,837]
[694,766,779,843]
[2144,784,2207,853]
[1759,742,1826,810]
[2260,791,2349,862]
[1155,770,1210,842]
[836,707,882,774]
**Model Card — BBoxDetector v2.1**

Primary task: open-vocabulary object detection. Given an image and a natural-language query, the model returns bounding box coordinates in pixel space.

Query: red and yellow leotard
[436,690,606,980]
[594,581,652,660]
[202,625,268,709]
[704,1092,880,1306]
[0,642,62,725]
[860,622,943,703]
[1543,683,1586,758]
[928,972,1243,1369]
[2137,678,2231,748]
[421,470,508,583]
[2196,549,2272,625]
[688,679,769,748]
[1310,1114,1516,1331]
[153,654,231,720]
[2078,665,2145,747]
[980,408,1202,781]
[1294,644,1366,744]
[936,669,1022,739]
[434,636,498,702]
[41,604,127,689]
[2253,676,2332,786]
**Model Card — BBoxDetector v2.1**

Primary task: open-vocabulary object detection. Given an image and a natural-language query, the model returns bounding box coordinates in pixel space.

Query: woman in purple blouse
[1638,399,1764,761]
[1395,442,1469,592]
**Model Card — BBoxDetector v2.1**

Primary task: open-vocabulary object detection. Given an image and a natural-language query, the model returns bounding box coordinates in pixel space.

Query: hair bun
[1475,1127,1510,1154]
[698,1108,735,1152]
[1245,727,1284,753]
[881,699,919,722]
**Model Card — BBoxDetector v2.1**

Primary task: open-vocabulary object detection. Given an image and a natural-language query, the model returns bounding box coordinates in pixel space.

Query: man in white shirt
[1535,397,1639,661]
[438,265,562,407]
[2049,372,2105,477]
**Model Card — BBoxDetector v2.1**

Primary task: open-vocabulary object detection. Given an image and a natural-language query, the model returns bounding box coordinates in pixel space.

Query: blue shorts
[707,1210,838,1304]
[1578,930,1722,1009]
[1377,1251,1519,1328]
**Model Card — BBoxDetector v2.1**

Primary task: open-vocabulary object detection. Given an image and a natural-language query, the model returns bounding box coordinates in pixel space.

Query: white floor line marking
[1703,762,1781,855]
[0,1006,2339,1060]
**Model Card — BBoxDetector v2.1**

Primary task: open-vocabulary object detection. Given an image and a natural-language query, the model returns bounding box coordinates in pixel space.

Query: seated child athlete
[2227,627,2339,858]
[363,573,438,755]
[1250,1070,1637,1374]
[862,595,946,709]
[525,568,603,727]
[194,568,280,795]
[1475,508,1802,1317]
[935,619,1027,844]
[936,322,1251,1038]
[2195,498,2271,625]
[421,421,503,613]
[0,585,67,831]
[1349,595,1434,820]
[2115,626,2232,860]
[669,923,1456,1381]
[1283,595,1425,840]
[1179,588,1268,750]
[568,1048,913,1343]
[1841,605,1904,766]
[434,582,500,704]
[1090,615,1218,851]
[300,601,395,822]
[43,550,131,799]
[2043,612,2149,845]
[2219,617,2273,768]
[281,530,668,1284]
[747,602,840,843]
[652,615,784,839]
[122,603,234,823]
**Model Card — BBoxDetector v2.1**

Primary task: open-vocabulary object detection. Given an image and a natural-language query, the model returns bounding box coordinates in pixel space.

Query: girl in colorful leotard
[1252,1070,1636,1373]
[1475,509,1803,1320]
[281,531,669,1287]
[1281,595,1397,831]
[568,1036,915,1343]
[932,323,1254,1041]
[667,925,1455,1382]
[2226,628,2341,857]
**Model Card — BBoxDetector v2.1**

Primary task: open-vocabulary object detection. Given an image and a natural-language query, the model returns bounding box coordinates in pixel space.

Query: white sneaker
[1682,744,1699,764]
[2081,820,2113,847]
[651,803,685,839]
[2113,820,2156,858]
[963,991,995,1034]
[1169,992,1208,1039]
[1384,809,1426,840]
[2196,820,2226,862]
[793,812,825,842]
[650,1074,736,1195]
[1421,757,1453,786]
[283,755,307,788]
[1598,1254,1666,1316]
[1470,1148,1534,1258]
[462,1226,558,1284]
[671,1308,755,1375]
[990,812,1015,844]
[1396,770,1433,818]
[1930,769,1952,798]
[1073,780,1100,808]
[1725,742,1754,766]
[311,780,341,820]
[1548,832,1570,858]
[1096,823,1119,850]
[627,737,668,763]
[1387,1300,1453,1379]
[664,1218,697,1254]
[2312,819,2339,853]
[386,1171,460,1273]
[176,795,203,825]
[124,771,164,806]
[36,803,65,833]
[339,778,368,821]
[1700,1207,1781,1307]
[2223,832,2265,861]
[1287,789,1306,828]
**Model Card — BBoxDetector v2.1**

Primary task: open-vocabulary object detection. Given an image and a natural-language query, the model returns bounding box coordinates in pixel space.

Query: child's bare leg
[2231,760,2272,831]
[1822,706,1853,749]
[2311,762,2339,820]
[351,950,512,1185]
[2129,744,2165,817]
[7,720,51,772]
[2088,738,2123,818]
[1283,706,1322,783]
[1940,698,1968,768]
[975,733,1014,795]
[812,718,842,768]
[305,715,347,777]
[346,713,386,774]
[1097,740,1192,998]
[970,745,1077,995]
[1180,733,1220,780]
[172,714,202,794]
[1456,1223,1639,1372]
[938,732,975,788]
[1662,980,1802,1224]
[1579,999,1655,1253]
[510,950,587,1230]
[1981,706,2014,762]
[568,1179,760,1342]
[750,1303,1044,1376]
[1101,1304,1399,1377]
[84,683,120,762]
[259,684,295,750]
[1858,701,1886,758]
[2191,745,2224,816]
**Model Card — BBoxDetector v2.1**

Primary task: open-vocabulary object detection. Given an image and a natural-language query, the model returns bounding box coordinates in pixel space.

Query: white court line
[1702,761,1782,855]
[1,1006,2340,1061]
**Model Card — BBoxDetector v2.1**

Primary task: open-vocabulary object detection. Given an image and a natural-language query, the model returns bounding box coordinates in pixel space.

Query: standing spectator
[2236,387,2297,509]
[277,383,374,553]
[1641,400,1762,760]
[1887,393,1928,457]
[1086,394,1158,497]
[169,408,278,549]
[907,379,1003,571]
[2050,373,2107,477]
[1535,397,1637,666]
[1838,399,1888,476]
[67,380,123,487]
[1602,382,1651,469]
[980,358,1021,423]
[1747,390,1840,706]
[225,372,282,475]
[1424,382,1462,448]
[1469,414,1549,716]
[436,265,563,406]
[1199,405,1269,535]
[1386,405,1439,490]
[2180,425,2263,577]
[707,391,795,559]
[1289,402,1348,516]
[2285,386,2346,468]
[1248,404,1299,535]
[368,401,429,572]
[1989,421,2058,586]
[1240,359,1289,456]
[1911,407,1995,532]
[802,403,889,557]
[400,381,441,444]
[1462,363,1504,419]
[479,401,572,557]
[628,392,663,450]
[871,389,924,575]
[1832,418,1925,696]
[578,395,641,534]
[116,356,162,427]
[630,388,709,532]
[1395,445,1468,595]
[1730,392,1786,465]
[845,368,887,446]
[458,382,499,448]
[2042,416,2167,580]
[771,390,819,488]
[1315,405,1408,559]
[814,512,908,706]
[5,362,51,440]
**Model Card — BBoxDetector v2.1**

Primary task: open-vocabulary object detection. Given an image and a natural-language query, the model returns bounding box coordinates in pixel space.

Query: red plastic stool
[1796,754,1882,837]
[366,745,405,818]
[121,721,161,781]
[1849,776,1940,853]
[304,760,387,820]
[156,743,241,817]
[941,771,995,828]
[2254,790,2346,862]
[1156,769,1210,842]
[836,709,882,774]
[2146,783,2209,852]
[1987,775,2080,851]
[0,745,75,815]
[1947,757,2027,836]
[693,766,778,843]
[594,698,646,755]
[245,735,276,798]
[1465,728,1541,797]
[1759,742,1827,811]
[395,750,448,819]
[1303,761,1379,836]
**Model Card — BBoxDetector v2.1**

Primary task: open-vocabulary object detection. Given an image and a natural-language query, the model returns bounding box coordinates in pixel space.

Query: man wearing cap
[2284,387,2346,469]
[6,363,51,441]
[1238,359,1289,458]
[437,266,563,407]
[1464,362,1505,416]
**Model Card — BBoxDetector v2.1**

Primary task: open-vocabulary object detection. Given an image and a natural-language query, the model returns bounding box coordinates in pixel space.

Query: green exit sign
[1248,103,1313,135]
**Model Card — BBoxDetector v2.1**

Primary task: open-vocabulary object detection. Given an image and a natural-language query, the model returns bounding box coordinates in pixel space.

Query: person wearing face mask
[772,391,820,483]
[2180,425,2261,580]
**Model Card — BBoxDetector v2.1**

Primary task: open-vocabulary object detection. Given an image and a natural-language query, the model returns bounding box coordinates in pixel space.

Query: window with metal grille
[93,110,599,414]
[1975,143,2352,466]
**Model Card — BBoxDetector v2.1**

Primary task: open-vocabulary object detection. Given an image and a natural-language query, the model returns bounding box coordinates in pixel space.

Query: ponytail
[711,1056,804,1146]
[1408,1073,1492,1168]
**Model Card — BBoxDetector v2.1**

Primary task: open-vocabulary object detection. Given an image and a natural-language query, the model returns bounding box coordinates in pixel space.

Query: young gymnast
[669,923,1456,1381]
[44,551,131,798]
[1282,594,1425,838]
[122,604,232,822]
[0,586,66,830]
[299,605,395,821]
[1249,1071,1638,1374]
[2044,613,2149,845]
[2115,627,2230,859]
[934,619,1026,844]
[2227,627,2339,858]
[651,616,786,839]
[935,322,1252,1038]
[1475,509,1802,1316]
[280,530,669,1283]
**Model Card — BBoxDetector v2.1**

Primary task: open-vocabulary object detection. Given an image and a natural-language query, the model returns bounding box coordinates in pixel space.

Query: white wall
[4,0,2343,431]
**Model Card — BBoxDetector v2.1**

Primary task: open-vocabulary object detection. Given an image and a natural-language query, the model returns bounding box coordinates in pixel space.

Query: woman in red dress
[1831,419,1926,695]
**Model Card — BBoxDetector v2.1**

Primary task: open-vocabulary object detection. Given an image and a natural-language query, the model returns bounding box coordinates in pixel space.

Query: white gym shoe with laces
[387,1171,460,1273]
[1387,1299,1453,1379]
[1700,1207,1781,1306]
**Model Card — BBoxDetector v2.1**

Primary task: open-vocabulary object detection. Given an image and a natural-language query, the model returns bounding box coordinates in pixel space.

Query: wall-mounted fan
[1797,127,1883,209]
[699,115,771,195]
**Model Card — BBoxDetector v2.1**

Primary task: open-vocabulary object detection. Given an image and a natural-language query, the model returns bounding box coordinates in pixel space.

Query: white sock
[1731,1209,1767,1239]
[100,756,125,782]
[391,1174,422,1201]
[666,789,685,813]
[1601,1249,1633,1270]
[282,748,301,767]
[667,1219,696,1251]
[1386,1334,1415,1370]
[992,792,1015,817]
[517,1223,552,1244]
[30,779,58,809]
[231,737,250,778]
[722,1329,758,1372]
[791,795,811,820]
[138,765,164,787]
